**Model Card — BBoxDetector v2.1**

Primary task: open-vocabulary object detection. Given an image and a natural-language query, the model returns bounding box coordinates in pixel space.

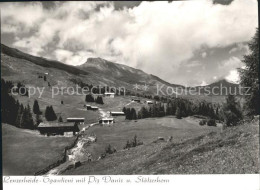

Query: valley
[1,44,259,175]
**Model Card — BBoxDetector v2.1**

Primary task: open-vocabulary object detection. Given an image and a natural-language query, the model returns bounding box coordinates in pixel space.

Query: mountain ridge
[1,44,239,97]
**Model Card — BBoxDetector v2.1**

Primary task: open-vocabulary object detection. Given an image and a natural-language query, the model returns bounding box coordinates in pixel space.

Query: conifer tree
[15,104,24,128]
[33,100,41,114]
[45,106,57,121]
[239,28,259,116]
[58,116,63,122]
[222,95,243,126]
[85,94,95,102]
[176,107,182,119]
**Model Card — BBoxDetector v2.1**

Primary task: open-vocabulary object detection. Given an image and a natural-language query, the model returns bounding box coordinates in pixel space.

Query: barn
[110,111,125,116]
[132,99,141,103]
[90,106,98,111]
[84,105,92,110]
[145,100,153,104]
[104,92,115,98]
[38,122,79,136]
[99,118,114,124]
[66,117,85,124]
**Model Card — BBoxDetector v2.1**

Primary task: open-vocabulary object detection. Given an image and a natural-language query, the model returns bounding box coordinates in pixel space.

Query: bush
[124,135,143,149]
[176,107,182,119]
[105,144,116,154]
[199,119,207,126]
[85,94,95,102]
[207,119,216,126]
[95,96,104,104]
[222,95,243,126]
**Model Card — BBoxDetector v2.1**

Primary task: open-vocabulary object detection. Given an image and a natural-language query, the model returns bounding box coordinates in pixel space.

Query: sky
[0,0,258,86]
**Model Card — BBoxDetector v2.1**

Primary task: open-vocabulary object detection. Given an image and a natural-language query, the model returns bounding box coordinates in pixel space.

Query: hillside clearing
[2,124,76,175]
[64,118,259,175]
[75,116,220,160]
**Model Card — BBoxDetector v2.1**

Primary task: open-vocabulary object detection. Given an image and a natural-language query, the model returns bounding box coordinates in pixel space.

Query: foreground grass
[81,116,219,160]
[2,124,76,175]
[64,118,259,174]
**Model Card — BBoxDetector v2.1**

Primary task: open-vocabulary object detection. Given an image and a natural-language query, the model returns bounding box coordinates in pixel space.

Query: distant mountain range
[1,44,238,97]
[192,79,239,95]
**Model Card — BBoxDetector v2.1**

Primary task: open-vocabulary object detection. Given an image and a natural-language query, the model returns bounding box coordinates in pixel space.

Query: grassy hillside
[64,118,259,175]
[1,44,88,76]
[2,124,76,175]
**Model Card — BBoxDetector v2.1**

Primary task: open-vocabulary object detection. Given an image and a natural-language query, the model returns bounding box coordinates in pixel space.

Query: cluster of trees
[123,107,137,120]
[124,135,143,149]
[85,94,95,102]
[15,104,35,129]
[95,96,104,104]
[123,98,220,121]
[1,79,35,129]
[85,94,104,104]
[130,93,244,127]
[1,78,61,130]
[123,95,242,128]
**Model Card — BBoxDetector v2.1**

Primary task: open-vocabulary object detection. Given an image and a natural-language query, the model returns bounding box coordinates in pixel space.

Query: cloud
[225,69,240,83]
[54,49,94,66]
[0,0,258,85]
[229,43,250,54]
[1,2,45,33]
[219,56,243,70]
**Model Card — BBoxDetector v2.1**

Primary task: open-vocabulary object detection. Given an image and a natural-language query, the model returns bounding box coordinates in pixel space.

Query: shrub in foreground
[199,119,207,126]
[207,119,216,126]
[124,135,143,149]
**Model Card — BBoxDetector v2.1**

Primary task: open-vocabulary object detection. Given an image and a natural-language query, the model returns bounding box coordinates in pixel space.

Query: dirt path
[46,122,98,175]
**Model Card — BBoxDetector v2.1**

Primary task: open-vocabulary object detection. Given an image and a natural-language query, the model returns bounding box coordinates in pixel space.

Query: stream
[45,122,98,175]
[45,103,130,175]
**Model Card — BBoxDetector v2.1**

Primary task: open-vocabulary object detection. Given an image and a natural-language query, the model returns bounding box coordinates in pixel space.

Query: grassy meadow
[2,124,76,175]
[84,116,221,160]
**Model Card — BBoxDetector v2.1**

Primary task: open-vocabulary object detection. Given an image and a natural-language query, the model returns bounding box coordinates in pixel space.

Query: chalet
[132,99,141,103]
[84,105,92,110]
[84,105,98,111]
[94,94,104,96]
[38,122,79,136]
[110,111,125,116]
[66,117,85,124]
[99,117,114,124]
[145,100,153,104]
[104,92,115,98]
[90,106,98,111]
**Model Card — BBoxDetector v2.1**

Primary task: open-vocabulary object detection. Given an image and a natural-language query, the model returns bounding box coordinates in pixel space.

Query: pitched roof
[100,117,114,121]
[38,122,75,128]
[67,117,85,120]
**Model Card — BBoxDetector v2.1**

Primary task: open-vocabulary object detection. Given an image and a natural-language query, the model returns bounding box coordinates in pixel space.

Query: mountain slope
[1,44,88,76]
[64,118,259,174]
[79,57,184,88]
[1,44,184,95]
